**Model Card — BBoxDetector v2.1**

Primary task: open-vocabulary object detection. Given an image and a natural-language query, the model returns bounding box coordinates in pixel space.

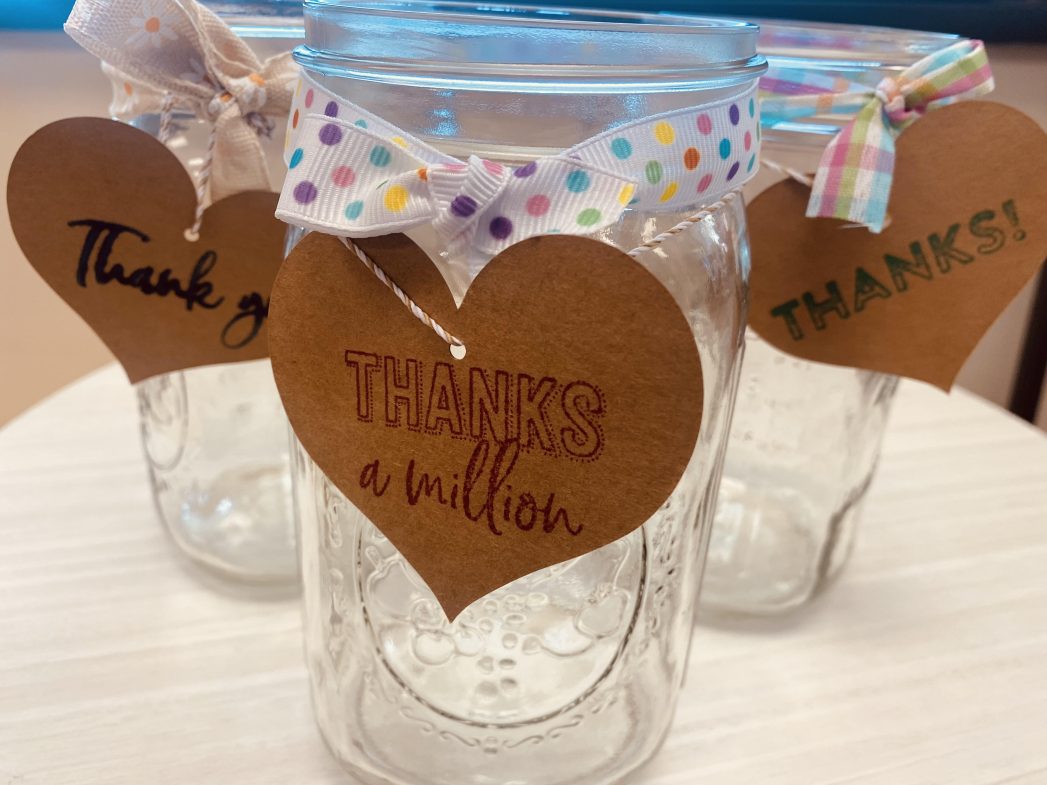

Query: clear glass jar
[132,4,304,588]
[288,4,764,784]
[700,22,958,616]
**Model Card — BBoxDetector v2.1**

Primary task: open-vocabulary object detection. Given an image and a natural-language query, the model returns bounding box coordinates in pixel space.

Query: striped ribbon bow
[760,40,994,232]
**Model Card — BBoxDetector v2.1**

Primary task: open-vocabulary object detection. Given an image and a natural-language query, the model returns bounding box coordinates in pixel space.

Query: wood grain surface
[1,365,1045,784]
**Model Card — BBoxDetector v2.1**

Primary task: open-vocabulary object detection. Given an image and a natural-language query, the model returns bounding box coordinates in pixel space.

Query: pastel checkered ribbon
[760,40,994,232]
[277,75,761,257]
[64,0,297,200]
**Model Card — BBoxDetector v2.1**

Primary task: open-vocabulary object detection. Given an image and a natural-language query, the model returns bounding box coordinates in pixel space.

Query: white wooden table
[2,365,1045,785]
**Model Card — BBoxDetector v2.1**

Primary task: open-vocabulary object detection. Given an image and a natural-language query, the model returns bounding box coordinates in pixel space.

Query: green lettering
[853,266,892,312]
[802,281,850,331]
[969,209,1005,254]
[884,242,932,292]
[770,299,805,340]
[928,224,974,272]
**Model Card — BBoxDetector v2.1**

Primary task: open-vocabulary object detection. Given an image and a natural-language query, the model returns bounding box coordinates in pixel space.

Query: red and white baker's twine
[339,237,465,349]
[626,192,738,257]
[341,190,739,351]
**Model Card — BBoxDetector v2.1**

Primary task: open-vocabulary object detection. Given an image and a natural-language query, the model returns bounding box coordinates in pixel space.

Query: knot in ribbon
[65,0,298,200]
[873,76,911,124]
[278,76,761,259]
[759,39,994,232]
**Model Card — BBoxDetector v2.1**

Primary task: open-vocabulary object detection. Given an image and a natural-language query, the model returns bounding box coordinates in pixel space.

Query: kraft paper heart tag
[269,232,704,619]
[747,102,1047,389]
[6,117,285,383]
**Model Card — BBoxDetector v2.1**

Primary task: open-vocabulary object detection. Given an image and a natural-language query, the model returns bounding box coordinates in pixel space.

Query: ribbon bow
[760,39,994,232]
[65,0,298,200]
[278,76,761,261]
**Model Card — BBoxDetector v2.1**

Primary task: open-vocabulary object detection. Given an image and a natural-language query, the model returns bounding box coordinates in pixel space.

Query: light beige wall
[1,34,1045,428]
[954,45,1047,413]
[1039,369,1047,430]
[2,34,112,424]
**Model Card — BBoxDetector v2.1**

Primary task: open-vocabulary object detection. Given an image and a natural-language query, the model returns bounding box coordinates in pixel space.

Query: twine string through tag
[155,90,212,239]
[158,92,175,145]
[627,192,738,257]
[342,190,741,353]
[340,237,465,352]
[285,63,761,349]
[184,124,218,242]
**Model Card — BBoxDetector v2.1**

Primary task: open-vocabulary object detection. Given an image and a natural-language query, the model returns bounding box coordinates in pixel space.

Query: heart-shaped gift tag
[270,232,704,618]
[7,117,285,383]
[747,102,1047,389]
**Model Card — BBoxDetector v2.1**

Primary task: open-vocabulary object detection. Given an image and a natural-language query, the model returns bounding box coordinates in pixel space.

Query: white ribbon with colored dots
[277,74,761,258]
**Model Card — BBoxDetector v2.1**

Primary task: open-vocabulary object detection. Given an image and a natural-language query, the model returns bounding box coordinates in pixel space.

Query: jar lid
[297,0,765,94]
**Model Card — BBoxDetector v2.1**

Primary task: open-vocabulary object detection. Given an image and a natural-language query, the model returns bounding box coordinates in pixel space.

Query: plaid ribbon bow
[760,40,994,232]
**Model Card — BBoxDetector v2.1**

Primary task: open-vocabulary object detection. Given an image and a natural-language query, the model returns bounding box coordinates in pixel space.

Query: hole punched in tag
[338,192,741,362]
[158,93,213,244]
[340,237,467,357]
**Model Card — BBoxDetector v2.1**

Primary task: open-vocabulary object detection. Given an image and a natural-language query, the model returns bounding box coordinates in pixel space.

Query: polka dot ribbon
[277,74,761,257]
[760,39,994,233]
[64,0,297,201]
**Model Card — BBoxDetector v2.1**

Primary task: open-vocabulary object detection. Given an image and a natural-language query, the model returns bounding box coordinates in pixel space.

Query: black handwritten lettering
[221,292,267,349]
[69,219,224,311]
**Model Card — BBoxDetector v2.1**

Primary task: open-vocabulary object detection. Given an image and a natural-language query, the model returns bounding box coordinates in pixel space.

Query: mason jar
[700,22,959,616]
[285,3,765,784]
[130,3,303,588]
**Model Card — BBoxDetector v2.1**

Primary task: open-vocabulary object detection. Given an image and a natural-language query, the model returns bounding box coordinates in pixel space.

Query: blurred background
[2,0,1046,429]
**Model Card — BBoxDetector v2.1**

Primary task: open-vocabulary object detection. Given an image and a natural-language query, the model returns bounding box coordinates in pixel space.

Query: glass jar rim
[756,17,960,69]
[206,0,305,37]
[296,0,765,94]
[755,18,965,141]
[305,0,759,36]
